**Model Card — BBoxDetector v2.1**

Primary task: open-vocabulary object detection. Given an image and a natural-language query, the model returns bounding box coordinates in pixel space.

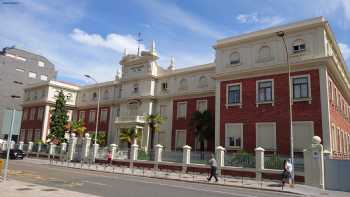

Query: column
[92,143,99,163]
[255,147,265,183]
[18,141,24,150]
[60,142,67,160]
[82,133,92,161]
[49,142,57,158]
[154,144,163,163]
[216,146,225,175]
[68,133,77,161]
[41,105,50,142]
[303,136,325,189]
[28,141,33,153]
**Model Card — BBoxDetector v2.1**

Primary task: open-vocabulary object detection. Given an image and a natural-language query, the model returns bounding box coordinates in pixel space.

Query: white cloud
[236,13,285,27]
[339,43,350,60]
[70,28,145,54]
[137,1,223,39]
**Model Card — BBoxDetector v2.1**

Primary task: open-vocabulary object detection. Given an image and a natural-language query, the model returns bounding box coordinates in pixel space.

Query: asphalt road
[7,159,302,197]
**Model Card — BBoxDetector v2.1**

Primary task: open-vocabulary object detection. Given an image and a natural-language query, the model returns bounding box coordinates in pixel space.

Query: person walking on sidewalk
[106,151,112,166]
[207,153,218,182]
[281,159,293,188]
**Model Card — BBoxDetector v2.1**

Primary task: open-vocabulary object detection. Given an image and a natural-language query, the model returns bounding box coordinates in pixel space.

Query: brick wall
[76,106,110,136]
[20,106,45,142]
[220,69,322,155]
[172,96,215,151]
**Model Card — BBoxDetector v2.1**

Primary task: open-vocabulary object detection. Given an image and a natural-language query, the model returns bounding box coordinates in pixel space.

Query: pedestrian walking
[106,151,112,166]
[281,159,293,189]
[207,153,218,182]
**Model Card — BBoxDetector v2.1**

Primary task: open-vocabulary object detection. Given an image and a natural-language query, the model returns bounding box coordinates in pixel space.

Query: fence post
[28,141,33,155]
[154,144,163,170]
[303,136,324,189]
[182,145,191,173]
[68,133,77,161]
[216,146,225,176]
[1,141,7,151]
[82,133,92,162]
[18,141,24,150]
[130,143,138,169]
[92,143,99,163]
[110,144,117,160]
[60,142,67,161]
[255,147,265,183]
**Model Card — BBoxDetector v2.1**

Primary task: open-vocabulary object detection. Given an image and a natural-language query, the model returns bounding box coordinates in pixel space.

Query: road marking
[82,180,109,186]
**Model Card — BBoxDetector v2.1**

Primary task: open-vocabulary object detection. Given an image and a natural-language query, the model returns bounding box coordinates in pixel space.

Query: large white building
[20,17,350,158]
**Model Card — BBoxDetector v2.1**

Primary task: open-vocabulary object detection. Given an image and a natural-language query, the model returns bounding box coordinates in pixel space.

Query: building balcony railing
[115,116,145,124]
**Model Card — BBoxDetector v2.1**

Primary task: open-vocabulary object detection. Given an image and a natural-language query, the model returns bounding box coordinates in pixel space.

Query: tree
[70,120,87,137]
[48,90,68,144]
[91,132,107,146]
[119,128,141,148]
[189,110,214,158]
[145,114,164,151]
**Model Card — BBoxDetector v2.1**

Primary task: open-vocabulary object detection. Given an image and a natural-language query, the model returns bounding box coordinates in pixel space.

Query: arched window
[258,45,272,61]
[179,78,188,91]
[92,92,97,101]
[198,76,208,88]
[103,90,110,100]
[292,39,306,53]
[229,52,240,65]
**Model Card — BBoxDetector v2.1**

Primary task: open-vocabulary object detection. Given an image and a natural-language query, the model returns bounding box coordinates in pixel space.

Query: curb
[49,163,303,196]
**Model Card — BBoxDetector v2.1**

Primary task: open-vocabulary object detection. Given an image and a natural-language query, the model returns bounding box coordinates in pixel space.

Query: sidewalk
[27,158,350,197]
[0,179,98,197]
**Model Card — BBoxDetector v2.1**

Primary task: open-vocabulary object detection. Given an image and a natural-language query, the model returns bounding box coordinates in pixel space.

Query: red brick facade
[172,96,215,151]
[220,69,322,155]
[76,106,110,136]
[20,106,45,143]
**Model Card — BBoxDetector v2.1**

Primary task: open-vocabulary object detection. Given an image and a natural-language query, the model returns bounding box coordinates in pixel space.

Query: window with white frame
[40,75,48,81]
[177,102,187,119]
[256,79,273,103]
[292,75,310,100]
[227,83,241,105]
[175,130,186,150]
[34,129,41,141]
[256,122,276,150]
[103,90,110,100]
[100,109,108,122]
[229,51,240,65]
[89,110,96,123]
[225,123,243,149]
[257,46,272,61]
[79,111,85,121]
[160,105,168,118]
[161,82,168,92]
[293,121,314,151]
[28,72,37,79]
[92,92,98,101]
[38,61,45,67]
[196,100,208,113]
[292,39,306,53]
[29,108,36,120]
[37,107,44,120]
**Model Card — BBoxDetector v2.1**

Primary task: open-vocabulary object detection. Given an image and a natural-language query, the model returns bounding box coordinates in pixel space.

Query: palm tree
[145,114,164,151]
[119,128,141,148]
[189,110,214,159]
[70,120,87,137]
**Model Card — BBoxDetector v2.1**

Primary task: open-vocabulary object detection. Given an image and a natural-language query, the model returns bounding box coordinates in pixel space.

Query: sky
[1,0,350,85]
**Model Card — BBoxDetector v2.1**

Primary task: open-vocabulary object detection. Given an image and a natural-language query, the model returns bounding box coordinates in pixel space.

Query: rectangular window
[161,82,168,91]
[256,122,276,150]
[196,100,208,113]
[100,109,108,122]
[177,102,187,119]
[256,80,273,102]
[292,76,310,100]
[38,61,45,67]
[40,75,48,81]
[79,111,86,121]
[331,124,337,152]
[225,123,243,149]
[89,110,96,123]
[175,130,186,150]
[16,68,24,72]
[29,108,36,120]
[293,121,314,152]
[27,129,33,142]
[37,107,44,120]
[34,129,41,141]
[28,72,37,79]
[227,83,241,105]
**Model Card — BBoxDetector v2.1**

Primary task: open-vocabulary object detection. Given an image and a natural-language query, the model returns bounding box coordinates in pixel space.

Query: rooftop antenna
[137,32,143,56]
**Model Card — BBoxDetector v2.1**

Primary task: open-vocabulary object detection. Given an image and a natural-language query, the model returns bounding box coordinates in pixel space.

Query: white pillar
[130,143,139,161]
[182,145,191,165]
[304,136,325,189]
[82,133,92,161]
[216,146,225,175]
[28,141,33,153]
[68,133,77,161]
[255,147,265,182]
[154,144,163,163]
[41,105,50,142]
[1,141,7,151]
[92,143,99,162]
[110,144,117,160]
[18,141,24,150]
[49,142,56,157]
[60,142,67,160]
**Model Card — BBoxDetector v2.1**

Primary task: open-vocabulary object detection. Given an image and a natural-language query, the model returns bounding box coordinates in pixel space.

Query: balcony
[115,116,145,126]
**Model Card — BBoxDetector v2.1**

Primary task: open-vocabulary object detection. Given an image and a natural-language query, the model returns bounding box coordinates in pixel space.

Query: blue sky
[1,0,350,85]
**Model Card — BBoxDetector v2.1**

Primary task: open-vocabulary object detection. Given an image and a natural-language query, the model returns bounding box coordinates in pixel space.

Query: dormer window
[230,52,240,65]
[133,83,139,93]
[161,82,168,91]
[292,39,306,54]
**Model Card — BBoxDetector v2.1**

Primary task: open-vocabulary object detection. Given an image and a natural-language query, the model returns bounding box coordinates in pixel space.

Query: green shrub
[230,150,255,168]
[265,154,284,169]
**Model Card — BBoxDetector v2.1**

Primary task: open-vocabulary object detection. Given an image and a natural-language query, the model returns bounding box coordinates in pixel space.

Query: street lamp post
[84,75,101,158]
[277,31,295,182]
[3,95,21,181]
